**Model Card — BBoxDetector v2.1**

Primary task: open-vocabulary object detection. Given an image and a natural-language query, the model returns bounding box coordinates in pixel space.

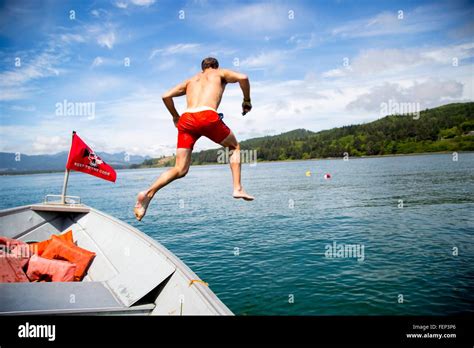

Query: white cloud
[59,33,85,44]
[115,1,128,9]
[332,12,404,38]
[150,43,201,59]
[0,87,34,101]
[32,136,69,153]
[0,88,170,155]
[114,0,155,8]
[0,51,63,100]
[421,43,474,64]
[10,105,36,112]
[0,21,122,102]
[322,68,347,78]
[90,9,109,18]
[58,23,120,51]
[90,57,124,69]
[330,5,452,38]
[97,32,116,49]
[240,50,288,70]
[130,0,155,6]
[92,57,104,68]
[287,33,318,50]
[346,79,464,112]
[197,3,294,35]
[0,125,39,153]
[322,43,474,79]
[208,79,351,141]
[0,52,60,87]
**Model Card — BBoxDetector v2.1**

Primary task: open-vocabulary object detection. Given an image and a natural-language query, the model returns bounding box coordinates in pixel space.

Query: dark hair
[201,57,219,70]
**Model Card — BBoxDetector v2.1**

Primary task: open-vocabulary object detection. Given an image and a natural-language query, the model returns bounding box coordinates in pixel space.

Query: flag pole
[61,131,75,204]
[60,170,70,204]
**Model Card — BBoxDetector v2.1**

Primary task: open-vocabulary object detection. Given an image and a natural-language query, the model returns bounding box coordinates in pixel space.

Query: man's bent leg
[220,132,254,201]
[134,148,192,221]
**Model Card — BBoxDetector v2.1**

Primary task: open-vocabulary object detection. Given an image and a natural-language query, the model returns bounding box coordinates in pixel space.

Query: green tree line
[139,102,474,167]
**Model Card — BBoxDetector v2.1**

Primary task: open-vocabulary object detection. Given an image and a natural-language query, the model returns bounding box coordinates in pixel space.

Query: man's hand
[242,98,252,115]
[162,79,188,126]
[222,70,251,115]
[173,115,180,128]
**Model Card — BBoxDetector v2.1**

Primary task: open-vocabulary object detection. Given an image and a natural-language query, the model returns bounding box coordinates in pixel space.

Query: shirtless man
[134,57,254,221]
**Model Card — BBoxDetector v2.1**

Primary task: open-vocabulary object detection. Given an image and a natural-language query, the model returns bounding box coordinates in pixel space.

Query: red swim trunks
[177,109,231,149]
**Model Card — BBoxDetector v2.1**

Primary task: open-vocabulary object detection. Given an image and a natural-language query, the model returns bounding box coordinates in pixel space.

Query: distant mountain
[0,151,150,174]
[144,102,473,166]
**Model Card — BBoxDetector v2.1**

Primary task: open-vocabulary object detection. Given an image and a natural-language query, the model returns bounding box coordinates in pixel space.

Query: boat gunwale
[85,206,233,315]
[0,204,31,217]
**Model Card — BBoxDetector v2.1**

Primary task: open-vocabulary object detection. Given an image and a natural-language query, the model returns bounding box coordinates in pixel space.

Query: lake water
[1,153,473,315]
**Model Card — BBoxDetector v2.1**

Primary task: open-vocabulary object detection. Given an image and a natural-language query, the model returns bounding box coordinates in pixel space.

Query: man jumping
[134,57,254,221]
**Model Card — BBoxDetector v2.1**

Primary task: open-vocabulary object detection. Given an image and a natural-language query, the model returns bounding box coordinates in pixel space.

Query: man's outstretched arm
[162,80,188,126]
[222,69,252,115]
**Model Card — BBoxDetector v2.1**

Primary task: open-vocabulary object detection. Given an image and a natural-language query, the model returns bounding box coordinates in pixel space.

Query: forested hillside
[190,102,474,164]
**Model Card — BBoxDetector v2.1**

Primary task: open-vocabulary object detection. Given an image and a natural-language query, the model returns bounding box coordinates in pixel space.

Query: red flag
[66,132,117,182]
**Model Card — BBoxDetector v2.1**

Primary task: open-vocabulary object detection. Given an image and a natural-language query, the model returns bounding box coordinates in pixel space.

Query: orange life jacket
[29,230,74,256]
[9,244,30,269]
[26,254,76,282]
[1,237,29,269]
[42,235,96,281]
[0,252,29,283]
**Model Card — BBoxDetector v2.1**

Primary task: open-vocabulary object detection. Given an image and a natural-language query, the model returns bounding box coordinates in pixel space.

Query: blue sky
[0,0,473,156]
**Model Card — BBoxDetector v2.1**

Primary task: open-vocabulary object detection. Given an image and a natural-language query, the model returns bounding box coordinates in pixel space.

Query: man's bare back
[185,69,227,110]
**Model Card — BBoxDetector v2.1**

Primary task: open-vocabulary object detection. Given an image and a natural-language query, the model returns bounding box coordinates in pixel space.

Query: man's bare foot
[233,187,255,201]
[134,191,152,221]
